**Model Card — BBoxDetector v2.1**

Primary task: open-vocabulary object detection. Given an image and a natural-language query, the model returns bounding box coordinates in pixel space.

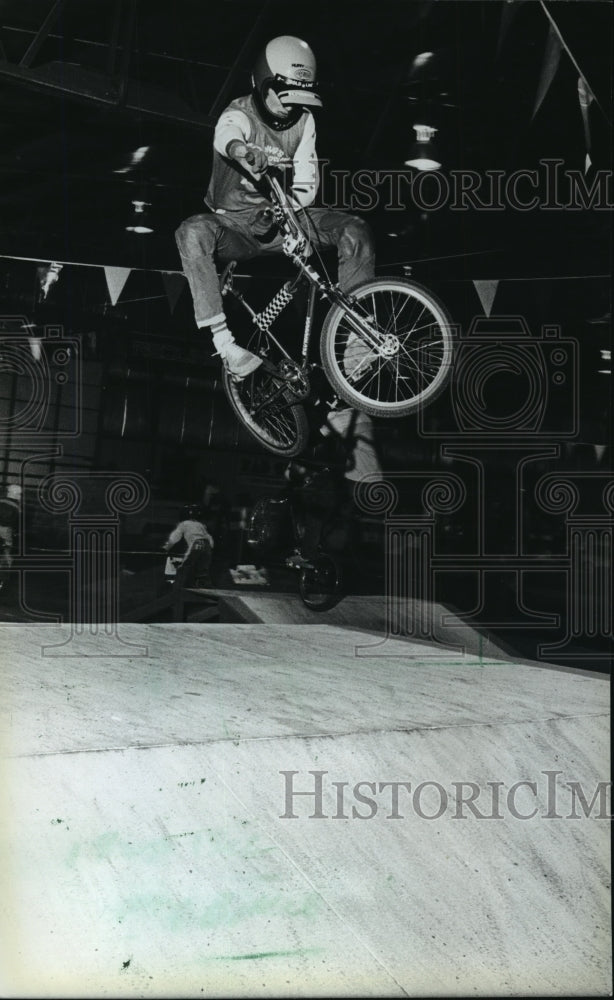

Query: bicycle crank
[271,359,311,403]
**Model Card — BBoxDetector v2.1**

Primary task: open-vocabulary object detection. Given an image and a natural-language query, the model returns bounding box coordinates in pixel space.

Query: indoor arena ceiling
[0,0,611,273]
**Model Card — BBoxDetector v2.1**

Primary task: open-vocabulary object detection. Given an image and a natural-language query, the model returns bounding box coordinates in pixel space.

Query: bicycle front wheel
[320,277,454,417]
[222,365,309,458]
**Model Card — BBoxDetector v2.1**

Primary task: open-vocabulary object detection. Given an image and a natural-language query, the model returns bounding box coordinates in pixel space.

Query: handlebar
[263,173,299,226]
[262,173,310,256]
[240,144,309,255]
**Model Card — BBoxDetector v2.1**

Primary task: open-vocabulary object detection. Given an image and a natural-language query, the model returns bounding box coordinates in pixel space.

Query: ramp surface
[0,623,610,997]
[215,591,515,661]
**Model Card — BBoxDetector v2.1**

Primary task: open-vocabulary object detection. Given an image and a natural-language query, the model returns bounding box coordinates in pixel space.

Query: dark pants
[175,539,213,589]
[175,207,376,326]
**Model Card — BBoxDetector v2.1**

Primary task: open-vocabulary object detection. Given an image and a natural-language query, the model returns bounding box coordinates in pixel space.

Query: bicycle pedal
[285,554,314,569]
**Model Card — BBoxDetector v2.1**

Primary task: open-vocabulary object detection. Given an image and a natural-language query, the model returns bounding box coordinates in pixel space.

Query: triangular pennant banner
[473,278,499,316]
[104,266,131,306]
[539,0,607,120]
[578,76,594,171]
[532,24,562,119]
[473,280,499,318]
[161,271,186,314]
[28,338,42,361]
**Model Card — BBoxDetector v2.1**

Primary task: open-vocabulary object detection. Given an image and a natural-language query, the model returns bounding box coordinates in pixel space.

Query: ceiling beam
[116,0,136,105]
[19,0,68,68]
[208,0,272,118]
[0,60,216,128]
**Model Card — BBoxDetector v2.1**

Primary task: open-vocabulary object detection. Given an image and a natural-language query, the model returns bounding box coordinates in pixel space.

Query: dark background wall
[0,1,611,662]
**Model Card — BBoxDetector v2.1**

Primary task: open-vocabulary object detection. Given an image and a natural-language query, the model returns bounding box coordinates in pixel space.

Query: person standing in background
[162,505,215,589]
[0,484,21,594]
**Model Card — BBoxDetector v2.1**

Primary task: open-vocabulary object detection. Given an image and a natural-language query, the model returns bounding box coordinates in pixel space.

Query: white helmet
[252,35,322,129]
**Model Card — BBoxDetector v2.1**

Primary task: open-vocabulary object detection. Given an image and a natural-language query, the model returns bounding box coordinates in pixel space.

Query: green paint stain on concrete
[118,887,323,932]
[216,949,320,962]
[63,826,324,935]
[65,830,176,871]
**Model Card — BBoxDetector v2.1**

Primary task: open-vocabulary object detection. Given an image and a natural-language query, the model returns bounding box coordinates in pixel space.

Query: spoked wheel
[221,322,309,457]
[298,553,341,611]
[320,277,454,417]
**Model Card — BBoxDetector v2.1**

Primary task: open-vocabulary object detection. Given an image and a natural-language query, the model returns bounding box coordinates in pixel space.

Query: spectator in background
[0,484,21,594]
[163,504,214,589]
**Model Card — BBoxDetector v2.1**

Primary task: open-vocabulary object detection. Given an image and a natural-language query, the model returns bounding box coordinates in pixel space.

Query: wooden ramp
[0,623,610,997]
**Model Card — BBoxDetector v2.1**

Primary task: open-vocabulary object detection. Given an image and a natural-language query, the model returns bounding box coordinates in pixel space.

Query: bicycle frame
[220,174,387,375]
[220,161,455,452]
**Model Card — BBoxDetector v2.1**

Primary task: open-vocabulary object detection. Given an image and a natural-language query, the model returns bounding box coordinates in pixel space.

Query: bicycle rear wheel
[320,277,454,417]
[299,553,341,611]
[222,364,308,457]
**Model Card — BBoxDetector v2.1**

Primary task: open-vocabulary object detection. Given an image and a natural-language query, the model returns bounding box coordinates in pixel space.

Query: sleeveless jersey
[206,94,309,223]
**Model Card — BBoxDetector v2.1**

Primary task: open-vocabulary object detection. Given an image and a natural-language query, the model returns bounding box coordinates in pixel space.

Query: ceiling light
[114,146,151,174]
[404,124,442,171]
[126,200,153,234]
[411,52,435,72]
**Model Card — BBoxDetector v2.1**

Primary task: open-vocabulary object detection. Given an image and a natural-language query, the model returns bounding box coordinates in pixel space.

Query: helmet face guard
[268,73,322,109]
[252,36,322,130]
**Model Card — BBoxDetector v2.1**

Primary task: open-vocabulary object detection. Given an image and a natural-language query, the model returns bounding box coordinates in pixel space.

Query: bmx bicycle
[220,169,455,458]
[247,466,343,612]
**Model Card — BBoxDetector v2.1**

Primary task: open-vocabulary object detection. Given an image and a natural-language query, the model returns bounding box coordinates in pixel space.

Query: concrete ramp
[217,591,512,661]
[0,624,610,997]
